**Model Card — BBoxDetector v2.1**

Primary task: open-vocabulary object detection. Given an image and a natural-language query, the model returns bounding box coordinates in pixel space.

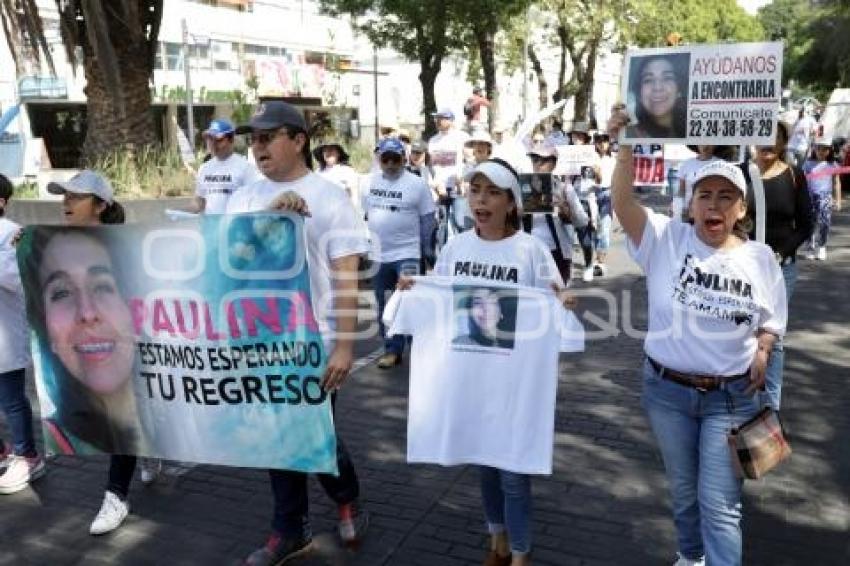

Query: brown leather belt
[648,357,749,392]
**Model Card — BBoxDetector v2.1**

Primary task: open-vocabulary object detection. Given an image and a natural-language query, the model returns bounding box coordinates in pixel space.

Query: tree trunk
[474,23,498,132]
[527,44,548,111]
[82,45,157,162]
[553,24,569,102]
[80,7,157,163]
[419,60,441,139]
[573,41,597,123]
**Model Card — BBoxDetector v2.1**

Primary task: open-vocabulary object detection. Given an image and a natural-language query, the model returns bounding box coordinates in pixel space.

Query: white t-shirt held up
[383,276,584,474]
[627,211,786,376]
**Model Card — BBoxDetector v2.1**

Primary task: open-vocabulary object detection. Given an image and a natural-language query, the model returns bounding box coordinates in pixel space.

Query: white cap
[691,161,747,198]
[47,170,115,203]
[463,159,523,212]
[814,137,833,147]
[465,129,493,147]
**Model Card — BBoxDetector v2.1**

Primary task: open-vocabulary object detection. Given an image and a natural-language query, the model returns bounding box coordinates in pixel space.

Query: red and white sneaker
[338,501,369,547]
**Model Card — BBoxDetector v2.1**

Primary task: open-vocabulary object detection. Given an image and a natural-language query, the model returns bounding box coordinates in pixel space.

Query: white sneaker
[582,267,594,282]
[140,458,162,485]
[90,491,129,535]
[0,455,46,494]
[673,553,705,566]
[816,246,827,260]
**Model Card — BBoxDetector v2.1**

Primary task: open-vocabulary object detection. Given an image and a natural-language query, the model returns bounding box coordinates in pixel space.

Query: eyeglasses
[247,129,288,146]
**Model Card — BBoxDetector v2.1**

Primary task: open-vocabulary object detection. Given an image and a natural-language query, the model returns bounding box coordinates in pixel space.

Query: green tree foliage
[633,0,763,46]
[761,0,850,99]
[319,0,466,138]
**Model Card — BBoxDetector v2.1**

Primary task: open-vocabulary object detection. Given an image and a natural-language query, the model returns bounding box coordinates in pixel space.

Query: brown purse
[727,407,792,480]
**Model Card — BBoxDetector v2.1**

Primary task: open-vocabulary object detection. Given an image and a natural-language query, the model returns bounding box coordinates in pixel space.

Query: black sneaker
[243,533,313,565]
[338,501,369,547]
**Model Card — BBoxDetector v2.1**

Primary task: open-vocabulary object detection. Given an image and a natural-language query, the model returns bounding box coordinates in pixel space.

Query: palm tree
[1,1,164,161]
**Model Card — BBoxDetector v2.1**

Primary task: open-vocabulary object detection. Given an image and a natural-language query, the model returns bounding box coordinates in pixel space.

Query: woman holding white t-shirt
[398,158,576,566]
[608,105,786,566]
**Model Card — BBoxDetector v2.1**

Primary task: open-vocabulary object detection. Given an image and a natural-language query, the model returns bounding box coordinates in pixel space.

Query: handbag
[727,406,791,480]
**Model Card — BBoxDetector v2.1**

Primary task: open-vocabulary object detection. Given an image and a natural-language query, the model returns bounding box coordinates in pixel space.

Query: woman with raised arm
[609,104,787,566]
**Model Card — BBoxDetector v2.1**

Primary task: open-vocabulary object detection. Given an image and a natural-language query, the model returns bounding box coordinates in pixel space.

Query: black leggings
[107,455,137,499]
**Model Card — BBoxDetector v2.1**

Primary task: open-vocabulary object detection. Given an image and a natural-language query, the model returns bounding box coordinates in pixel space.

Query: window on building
[154,43,163,70]
[304,51,325,65]
[245,44,268,56]
[165,42,183,71]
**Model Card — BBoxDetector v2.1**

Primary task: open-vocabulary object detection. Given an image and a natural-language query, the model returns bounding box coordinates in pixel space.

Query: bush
[89,147,195,198]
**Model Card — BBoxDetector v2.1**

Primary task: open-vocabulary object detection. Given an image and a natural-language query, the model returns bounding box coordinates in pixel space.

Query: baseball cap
[47,170,114,204]
[527,143,557,159]
[432,108,455,121]
[814,137,833,147]
[203,119,235,139]
[377,137,405,156]
[410,140,428,154]
[463,158,523,212]
[692,161,747,198]
[466,129,493,146]
[236,101,307,134]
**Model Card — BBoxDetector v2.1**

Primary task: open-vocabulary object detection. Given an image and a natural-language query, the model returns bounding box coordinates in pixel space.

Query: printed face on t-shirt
[452,286,517,350]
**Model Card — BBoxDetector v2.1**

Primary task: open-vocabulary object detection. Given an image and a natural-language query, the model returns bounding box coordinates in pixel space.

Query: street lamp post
[182,19,195,151]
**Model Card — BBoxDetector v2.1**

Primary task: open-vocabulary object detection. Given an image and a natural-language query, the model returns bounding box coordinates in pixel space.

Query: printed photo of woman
[19,227,143,456]
[452,287,516,350]
[625,52,690,140]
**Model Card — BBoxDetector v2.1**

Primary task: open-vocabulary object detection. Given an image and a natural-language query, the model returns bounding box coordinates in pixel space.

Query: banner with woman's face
[16,213,338,474]
[621,42,784,146]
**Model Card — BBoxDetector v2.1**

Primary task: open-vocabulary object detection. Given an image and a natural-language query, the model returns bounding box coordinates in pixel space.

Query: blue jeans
[0,368,37,457]
[374,258,420,355]
[595,191,612,251]
[763,261,797,410]
[480,466,532,555]
[642,359,760,565]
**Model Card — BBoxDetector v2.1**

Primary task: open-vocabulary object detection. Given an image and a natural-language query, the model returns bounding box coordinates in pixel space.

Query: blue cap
[204,119,235,138]
[432,108,455,120]
[377,137,405,156]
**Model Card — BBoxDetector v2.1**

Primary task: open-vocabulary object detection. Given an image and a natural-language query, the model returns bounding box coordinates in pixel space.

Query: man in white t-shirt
[362,138,436,369]
[428,109,470,238]
[187,119,259,215]
[229,101,370,566]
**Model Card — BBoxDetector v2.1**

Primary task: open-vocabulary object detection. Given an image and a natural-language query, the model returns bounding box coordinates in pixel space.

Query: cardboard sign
[633,144,666,185]
[554,145,598,176]
[621,42,784,145]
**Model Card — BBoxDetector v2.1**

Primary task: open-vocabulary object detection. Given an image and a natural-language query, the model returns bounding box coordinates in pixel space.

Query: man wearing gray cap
[228,101,370,564]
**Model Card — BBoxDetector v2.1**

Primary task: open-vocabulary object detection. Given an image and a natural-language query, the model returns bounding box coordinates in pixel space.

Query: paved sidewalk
[1,207,848,565]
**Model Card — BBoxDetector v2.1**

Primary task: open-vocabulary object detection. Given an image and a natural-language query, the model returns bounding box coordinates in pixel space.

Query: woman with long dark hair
[625,54,689,139]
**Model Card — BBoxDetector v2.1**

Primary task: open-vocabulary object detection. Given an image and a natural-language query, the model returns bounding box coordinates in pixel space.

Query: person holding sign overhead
[609,104,786,566]
[625,53,689,139]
